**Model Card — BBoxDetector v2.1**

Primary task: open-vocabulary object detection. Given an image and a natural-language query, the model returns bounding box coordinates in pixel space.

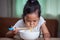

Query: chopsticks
[9,26,33,32]
[9,26,28,31]
[14,27,28,30]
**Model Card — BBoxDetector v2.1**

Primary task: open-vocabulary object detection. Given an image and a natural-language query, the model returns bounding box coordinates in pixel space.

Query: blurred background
[0,0,60,37]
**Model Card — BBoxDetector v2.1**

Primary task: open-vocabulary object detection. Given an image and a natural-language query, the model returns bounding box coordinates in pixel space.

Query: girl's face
[24,10,40,28]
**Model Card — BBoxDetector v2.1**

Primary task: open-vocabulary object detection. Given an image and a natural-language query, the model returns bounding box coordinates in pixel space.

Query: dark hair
[22,0,41,21]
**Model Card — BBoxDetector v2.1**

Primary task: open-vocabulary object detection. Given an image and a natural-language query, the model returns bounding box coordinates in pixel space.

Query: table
[0,38,60,40]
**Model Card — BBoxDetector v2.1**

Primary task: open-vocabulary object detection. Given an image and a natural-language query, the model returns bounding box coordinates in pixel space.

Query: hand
[6,31,16,38]
[13,27,19,34]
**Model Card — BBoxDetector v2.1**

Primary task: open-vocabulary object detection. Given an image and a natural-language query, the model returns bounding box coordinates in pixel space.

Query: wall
[0,0,13,17]
[0,0,8,17]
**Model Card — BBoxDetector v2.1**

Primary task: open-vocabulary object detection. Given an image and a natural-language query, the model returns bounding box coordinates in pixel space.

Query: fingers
[13,27,19,34]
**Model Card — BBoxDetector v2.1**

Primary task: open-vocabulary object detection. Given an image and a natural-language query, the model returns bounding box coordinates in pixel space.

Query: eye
[33,20,36,22]
[27,20,31,22]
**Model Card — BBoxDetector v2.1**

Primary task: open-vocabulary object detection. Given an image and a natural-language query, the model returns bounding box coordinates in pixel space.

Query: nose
[30,22,34,27]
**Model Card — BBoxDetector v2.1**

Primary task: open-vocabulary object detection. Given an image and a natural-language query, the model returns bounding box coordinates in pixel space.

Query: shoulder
[16,19,23,23]
[15,19,24,25]
[39,16,45,21]
[38,16,46,26]
[13,19,24,28]
[40,16,44,20]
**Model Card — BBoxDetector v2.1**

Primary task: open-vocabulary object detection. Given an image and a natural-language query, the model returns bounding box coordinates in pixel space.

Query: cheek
[27,23,30,26]
[25,22,30,26]
[34,21,39,26]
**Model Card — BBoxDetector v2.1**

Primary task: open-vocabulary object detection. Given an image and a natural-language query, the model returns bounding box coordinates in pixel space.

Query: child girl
[6,0,50,40]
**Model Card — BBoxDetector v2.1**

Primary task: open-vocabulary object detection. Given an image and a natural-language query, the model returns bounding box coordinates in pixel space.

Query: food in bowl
[19,30,40,40]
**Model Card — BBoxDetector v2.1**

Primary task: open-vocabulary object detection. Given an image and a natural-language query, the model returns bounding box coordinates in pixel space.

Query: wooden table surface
[0,38,60,40]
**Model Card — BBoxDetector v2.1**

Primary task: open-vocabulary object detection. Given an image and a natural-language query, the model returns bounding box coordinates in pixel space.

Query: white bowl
[19,30,40,40]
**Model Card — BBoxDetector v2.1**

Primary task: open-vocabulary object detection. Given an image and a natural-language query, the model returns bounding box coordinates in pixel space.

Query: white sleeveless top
[13,16,46,39]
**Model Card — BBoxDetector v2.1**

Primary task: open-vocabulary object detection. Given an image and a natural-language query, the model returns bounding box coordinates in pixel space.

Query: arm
[41,22,50,40]
[6,29,18,38]
[6,20,21,38]
[6,27,27,38]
